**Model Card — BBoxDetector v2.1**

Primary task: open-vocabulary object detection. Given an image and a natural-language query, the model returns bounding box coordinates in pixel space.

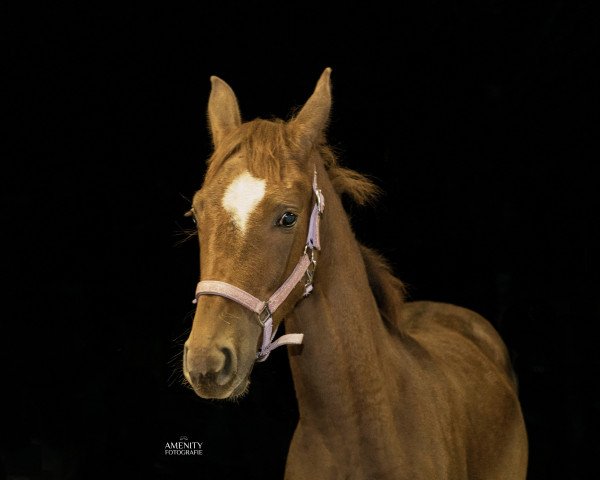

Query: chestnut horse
[182,68,528,479]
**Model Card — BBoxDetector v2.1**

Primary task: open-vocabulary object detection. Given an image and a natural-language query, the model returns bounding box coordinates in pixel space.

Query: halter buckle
[303,249,318,296]
[257,303,272,327]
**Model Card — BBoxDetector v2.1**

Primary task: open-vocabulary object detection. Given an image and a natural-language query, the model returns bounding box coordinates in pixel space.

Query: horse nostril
[216,347,234,386]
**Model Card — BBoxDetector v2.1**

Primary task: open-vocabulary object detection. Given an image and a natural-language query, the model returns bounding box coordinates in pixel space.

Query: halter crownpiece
[192,169,325,362]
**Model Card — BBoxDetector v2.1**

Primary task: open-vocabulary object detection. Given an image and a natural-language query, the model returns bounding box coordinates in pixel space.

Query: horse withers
[182,68,528,479]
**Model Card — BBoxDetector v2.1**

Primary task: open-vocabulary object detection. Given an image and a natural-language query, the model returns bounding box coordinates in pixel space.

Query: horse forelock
[204,119,299,185]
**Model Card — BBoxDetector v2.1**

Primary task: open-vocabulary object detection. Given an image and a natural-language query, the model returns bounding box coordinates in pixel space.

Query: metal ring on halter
[257,303,272,327]
[303,251,317,292]
[305,268,314,285]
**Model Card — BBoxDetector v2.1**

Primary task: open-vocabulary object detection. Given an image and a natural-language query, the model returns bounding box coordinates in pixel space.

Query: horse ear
[207,76,242,148]
[291,67,332,151]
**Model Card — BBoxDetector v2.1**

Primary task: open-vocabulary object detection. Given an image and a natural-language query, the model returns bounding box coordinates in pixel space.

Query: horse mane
[205,118,407,331]
[358,244,407,333]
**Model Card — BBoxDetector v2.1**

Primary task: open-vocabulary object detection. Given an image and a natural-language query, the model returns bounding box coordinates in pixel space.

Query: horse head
[183,69,332,399]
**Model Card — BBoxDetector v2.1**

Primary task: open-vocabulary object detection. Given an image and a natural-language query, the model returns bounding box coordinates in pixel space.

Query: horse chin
[190,372,251,400]
[226,377,251,400]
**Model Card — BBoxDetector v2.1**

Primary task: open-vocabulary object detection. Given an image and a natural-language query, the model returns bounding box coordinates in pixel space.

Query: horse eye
[277,212,297,228]
[185,209,197,225]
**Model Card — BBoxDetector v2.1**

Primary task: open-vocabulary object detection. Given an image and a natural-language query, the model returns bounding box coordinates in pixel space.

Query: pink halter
[193,170,325,362]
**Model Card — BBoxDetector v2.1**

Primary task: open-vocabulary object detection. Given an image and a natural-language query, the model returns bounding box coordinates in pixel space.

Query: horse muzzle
[183,343,241,398]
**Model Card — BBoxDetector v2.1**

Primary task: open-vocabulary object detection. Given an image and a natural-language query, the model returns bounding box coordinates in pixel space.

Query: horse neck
[286,164,400,444]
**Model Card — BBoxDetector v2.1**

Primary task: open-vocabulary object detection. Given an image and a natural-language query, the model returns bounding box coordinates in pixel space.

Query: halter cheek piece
[192,170,325,362]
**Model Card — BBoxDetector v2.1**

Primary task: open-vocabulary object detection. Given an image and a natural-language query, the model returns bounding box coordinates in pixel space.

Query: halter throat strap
[192,170,324,362]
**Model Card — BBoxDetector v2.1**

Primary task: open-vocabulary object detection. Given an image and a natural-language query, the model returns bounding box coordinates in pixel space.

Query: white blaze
[222,170,266,234]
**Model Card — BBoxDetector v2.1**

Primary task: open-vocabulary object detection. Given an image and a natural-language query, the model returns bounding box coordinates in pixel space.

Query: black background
[3,2,598,479]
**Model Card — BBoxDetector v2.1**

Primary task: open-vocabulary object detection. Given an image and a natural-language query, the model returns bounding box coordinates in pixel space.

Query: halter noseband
[192,170,325,362]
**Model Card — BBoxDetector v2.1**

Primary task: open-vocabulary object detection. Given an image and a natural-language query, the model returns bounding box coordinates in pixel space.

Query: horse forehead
[221,170,267,235]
